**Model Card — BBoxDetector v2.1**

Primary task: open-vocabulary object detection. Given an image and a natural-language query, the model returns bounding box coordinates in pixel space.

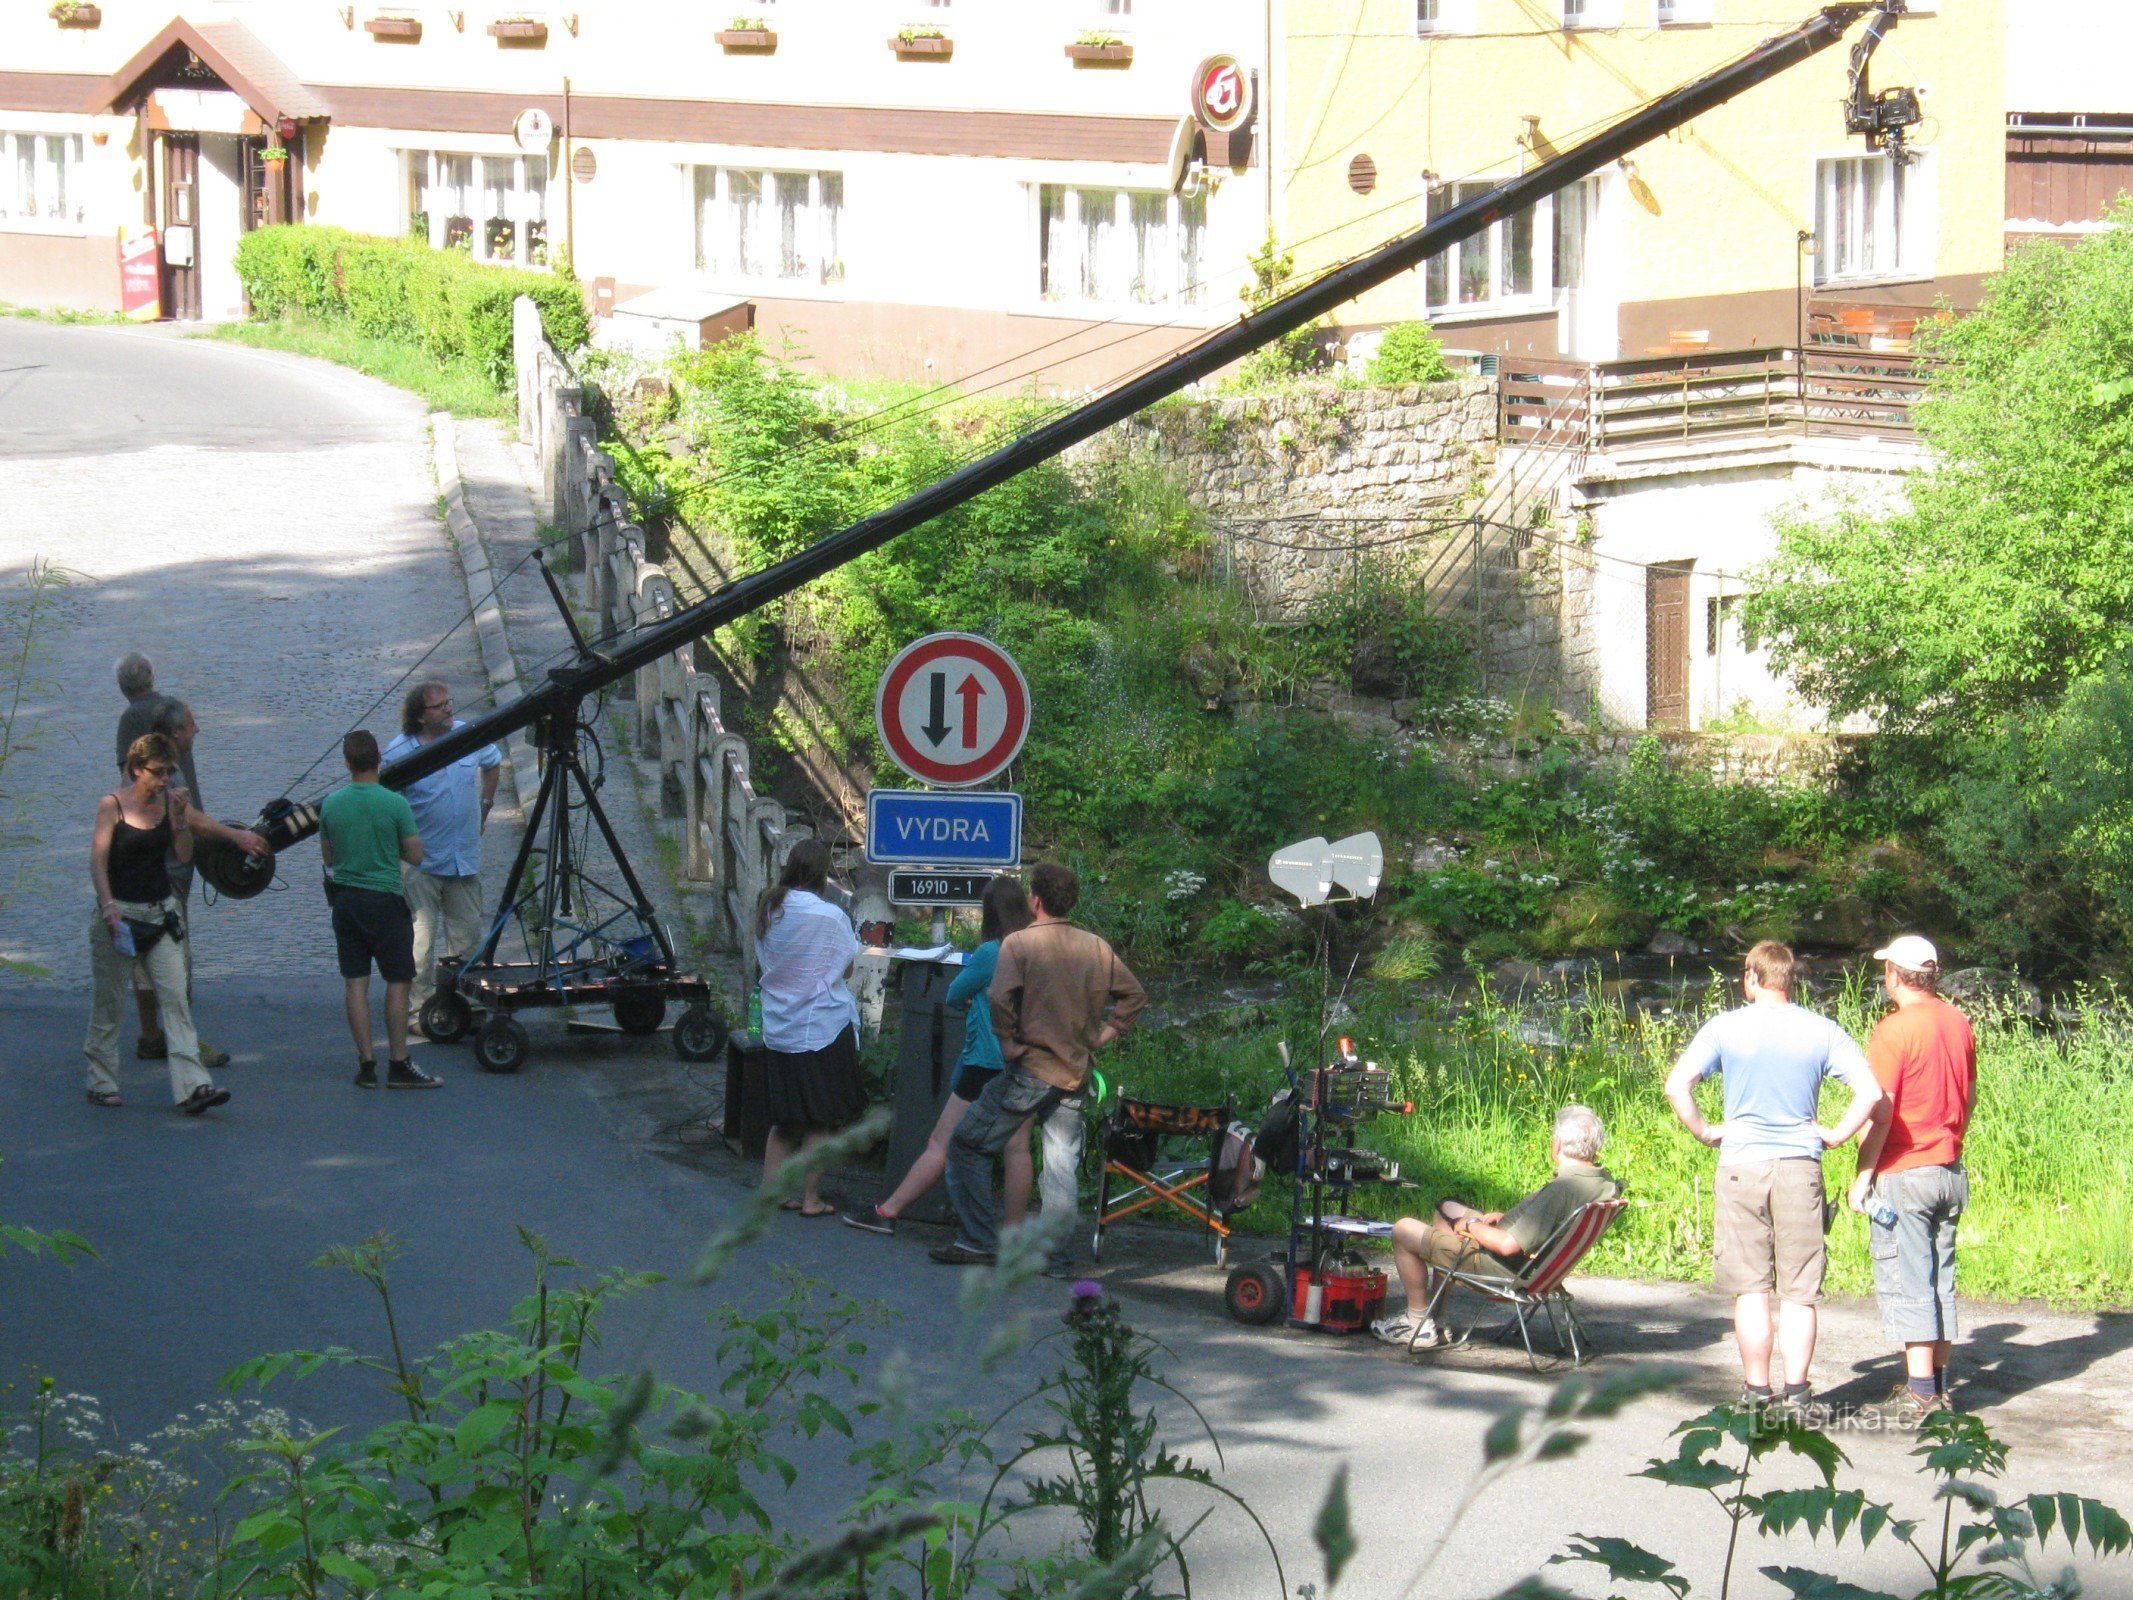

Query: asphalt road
[5,320,2129,1596]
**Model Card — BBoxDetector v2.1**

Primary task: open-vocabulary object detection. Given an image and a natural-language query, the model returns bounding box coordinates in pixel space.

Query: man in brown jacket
[935,863,1145,1275]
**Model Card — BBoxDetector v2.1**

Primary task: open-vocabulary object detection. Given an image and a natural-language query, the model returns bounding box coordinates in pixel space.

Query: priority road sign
[888,869,995,907]
[865,789,1023,868]
[875,632,1031,789]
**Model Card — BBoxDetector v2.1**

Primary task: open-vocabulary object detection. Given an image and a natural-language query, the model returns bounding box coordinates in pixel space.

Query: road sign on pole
[865,790,1023,868]
[874,632,1031,788]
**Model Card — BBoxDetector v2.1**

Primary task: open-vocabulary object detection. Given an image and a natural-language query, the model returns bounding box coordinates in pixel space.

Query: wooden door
[159,134,200,322]
[1646,562,1692,729]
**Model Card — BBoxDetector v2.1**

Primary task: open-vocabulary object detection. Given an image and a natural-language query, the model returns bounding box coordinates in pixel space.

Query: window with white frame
[1656,0,1713,23]
[0,131,86,229]
[1424,181,1551,312]
[693,166,844,284]
[1561,0,1621,28]
[1037,184,1206,307]
[405,150,547,266]
[1416,0,1474,31]
[1814,154,1930,283]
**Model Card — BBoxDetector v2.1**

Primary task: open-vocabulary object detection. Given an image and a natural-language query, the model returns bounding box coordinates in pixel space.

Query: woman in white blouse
[754,839,868,1216]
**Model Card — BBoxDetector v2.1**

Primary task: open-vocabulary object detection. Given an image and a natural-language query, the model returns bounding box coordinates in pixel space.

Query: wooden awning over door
[86,16,333,129]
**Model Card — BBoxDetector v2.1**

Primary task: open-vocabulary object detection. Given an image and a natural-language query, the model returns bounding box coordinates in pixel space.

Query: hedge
[232,225,588,387]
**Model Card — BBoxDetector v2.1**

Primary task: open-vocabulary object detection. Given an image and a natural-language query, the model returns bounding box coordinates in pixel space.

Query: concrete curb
[431,411,543,812]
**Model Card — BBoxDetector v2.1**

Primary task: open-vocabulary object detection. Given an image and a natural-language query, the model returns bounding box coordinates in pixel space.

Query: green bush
[233,225,587,386]
[1368,321,1453,386]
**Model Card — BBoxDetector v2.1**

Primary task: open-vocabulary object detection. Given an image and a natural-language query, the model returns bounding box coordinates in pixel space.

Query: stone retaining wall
[1111,378,1499,615]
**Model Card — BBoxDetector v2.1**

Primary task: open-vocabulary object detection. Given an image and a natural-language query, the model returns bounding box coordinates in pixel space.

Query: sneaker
[1776,1389,1824,1429]
[1875,1384,1948,1427]
[1371,1312,1439,1349]
[929,1241,997,1267]
[199,1044,232,1071]
[137,1034,168,1061]
[353,1062,378,1090]
[385,1060,443,1090]
[841,1206,896,1237]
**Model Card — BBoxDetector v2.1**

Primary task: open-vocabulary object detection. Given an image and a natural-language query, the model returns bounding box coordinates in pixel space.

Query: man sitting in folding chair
[1372,1105,1618,1353]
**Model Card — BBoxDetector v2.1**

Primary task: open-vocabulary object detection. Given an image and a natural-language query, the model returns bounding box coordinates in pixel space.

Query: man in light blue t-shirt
[1666,940,1882,1413]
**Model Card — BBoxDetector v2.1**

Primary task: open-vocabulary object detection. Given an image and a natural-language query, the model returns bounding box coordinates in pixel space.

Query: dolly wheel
[612,987,667,1036]
[419,991,473,1044]
[475,1015,530,1074]
[672,1004,728,1063]
[1225,1263,1283,1326]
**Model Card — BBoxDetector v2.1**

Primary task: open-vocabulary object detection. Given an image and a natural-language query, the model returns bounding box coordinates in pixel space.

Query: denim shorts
[1869,1163,1967,1344]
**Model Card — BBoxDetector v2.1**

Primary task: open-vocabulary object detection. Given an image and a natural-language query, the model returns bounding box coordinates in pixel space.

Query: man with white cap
[1850,934,1977,1422]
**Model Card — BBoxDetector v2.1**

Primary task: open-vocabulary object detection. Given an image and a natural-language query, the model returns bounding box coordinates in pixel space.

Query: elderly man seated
[1371,1105,1618,1349]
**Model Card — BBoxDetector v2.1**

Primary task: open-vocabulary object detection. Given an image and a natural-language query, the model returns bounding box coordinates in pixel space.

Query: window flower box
[50,2,103,26]
[1065,39,1132,65]
[363,15,422,39]
[889,30,952,58]
[716,27,777,51]
[488,17,549,44]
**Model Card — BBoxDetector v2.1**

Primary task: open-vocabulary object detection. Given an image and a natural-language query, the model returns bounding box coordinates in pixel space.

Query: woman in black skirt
[755,839,868,1216]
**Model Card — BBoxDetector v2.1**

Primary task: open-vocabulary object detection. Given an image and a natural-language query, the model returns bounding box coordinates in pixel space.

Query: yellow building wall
[1275,0,2005,350]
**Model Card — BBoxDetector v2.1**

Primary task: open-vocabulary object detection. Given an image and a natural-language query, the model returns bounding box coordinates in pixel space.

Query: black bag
[1255,1088,1302,1178]
[122,908,182,957]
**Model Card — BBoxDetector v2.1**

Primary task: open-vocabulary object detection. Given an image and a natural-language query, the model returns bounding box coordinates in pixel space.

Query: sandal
[86,1089,123,1108]
[780,1199,835,1217]
[179,1085,231,1116]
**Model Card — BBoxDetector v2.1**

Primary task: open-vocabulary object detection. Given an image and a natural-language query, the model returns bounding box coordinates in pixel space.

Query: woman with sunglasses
[84,733,228,1114]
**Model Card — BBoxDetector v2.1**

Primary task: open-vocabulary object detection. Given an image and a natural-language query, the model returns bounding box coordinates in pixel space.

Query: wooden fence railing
[513,298,807,980]
[1496,345,1936,453]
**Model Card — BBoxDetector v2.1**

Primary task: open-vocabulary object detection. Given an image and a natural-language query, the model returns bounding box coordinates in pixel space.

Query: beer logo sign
[1192,55,1252,134]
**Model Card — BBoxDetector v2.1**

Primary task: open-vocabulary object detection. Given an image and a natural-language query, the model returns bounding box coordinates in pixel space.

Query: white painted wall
[2007,3,2133,112]
[197,133,248,321]
[1576,443,1914,730]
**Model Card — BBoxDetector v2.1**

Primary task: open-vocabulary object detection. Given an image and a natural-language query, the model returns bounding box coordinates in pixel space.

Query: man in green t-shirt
[319,730,440,1091]
[1372,1105,1618,1349]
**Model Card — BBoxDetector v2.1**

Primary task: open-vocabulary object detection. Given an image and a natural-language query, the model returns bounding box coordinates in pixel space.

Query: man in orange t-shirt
[1849,935,1977,1423]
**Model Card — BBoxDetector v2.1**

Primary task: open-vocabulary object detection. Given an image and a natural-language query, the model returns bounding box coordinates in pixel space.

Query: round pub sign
[1191,55,1252,134]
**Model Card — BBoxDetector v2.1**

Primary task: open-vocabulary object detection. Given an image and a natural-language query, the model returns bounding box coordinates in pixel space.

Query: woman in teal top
[844,877,1033,1237]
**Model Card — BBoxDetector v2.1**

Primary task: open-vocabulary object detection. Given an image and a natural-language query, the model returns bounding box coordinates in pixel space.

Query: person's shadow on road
[1815,1314,2133,1412]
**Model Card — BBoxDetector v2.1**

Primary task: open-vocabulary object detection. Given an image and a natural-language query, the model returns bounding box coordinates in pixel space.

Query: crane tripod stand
[416,555,729,1073]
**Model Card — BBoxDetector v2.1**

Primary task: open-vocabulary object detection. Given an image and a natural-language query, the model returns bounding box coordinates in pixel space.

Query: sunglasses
[142,764,175,778]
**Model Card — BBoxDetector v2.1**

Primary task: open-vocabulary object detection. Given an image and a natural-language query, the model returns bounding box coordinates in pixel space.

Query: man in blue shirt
[383,680,503,1024]
[1666,940,1882,1415]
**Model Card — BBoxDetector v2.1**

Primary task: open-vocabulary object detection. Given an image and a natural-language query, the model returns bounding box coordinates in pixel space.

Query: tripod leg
[568,748,678,966]
[471,750,560,970]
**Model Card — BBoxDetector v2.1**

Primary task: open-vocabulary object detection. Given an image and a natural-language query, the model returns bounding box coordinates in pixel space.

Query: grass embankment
[207,320,513,418]
[1110,982,2133,1311]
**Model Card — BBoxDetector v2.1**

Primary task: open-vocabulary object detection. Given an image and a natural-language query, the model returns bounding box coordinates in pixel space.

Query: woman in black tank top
[85,733,226,1114]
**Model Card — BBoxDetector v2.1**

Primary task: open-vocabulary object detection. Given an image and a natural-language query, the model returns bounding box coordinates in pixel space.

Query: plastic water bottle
[1870,1199,1899,1228]
[746,988,763,1039]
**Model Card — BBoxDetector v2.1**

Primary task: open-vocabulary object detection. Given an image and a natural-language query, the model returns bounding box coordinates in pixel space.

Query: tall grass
[1105,977,2133,1310]
[205,321,513,418]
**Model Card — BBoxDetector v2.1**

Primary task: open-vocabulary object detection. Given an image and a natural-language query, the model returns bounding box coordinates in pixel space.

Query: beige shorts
[1714,1158,1827,1304]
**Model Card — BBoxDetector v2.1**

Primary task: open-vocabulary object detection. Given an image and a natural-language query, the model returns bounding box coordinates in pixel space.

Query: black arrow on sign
[921,671,953,746]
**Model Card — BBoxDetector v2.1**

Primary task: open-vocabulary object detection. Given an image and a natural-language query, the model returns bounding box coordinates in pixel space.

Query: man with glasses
[383,680,503,1028]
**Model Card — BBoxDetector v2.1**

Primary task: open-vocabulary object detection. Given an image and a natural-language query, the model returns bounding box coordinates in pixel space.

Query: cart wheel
[1090,1229,1105,1263]
[475,1015,530,1074]
[1225,1263,1283,1326]
[612,987,667,1036]
[419,991,473,1045]
[672,1003,728,1063]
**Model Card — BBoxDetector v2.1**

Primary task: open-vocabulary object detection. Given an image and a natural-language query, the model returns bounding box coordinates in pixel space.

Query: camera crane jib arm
[250,2,1902,859]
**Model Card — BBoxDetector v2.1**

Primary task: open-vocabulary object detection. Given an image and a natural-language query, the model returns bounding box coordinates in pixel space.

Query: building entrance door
[158,134,200,321]
[1646,561,1692,729]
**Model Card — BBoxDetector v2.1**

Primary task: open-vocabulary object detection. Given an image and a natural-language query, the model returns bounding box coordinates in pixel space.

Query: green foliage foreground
[1109,979,2133,1312]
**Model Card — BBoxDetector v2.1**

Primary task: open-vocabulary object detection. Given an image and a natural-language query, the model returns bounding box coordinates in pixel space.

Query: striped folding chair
[1419,1194,1629,1371]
